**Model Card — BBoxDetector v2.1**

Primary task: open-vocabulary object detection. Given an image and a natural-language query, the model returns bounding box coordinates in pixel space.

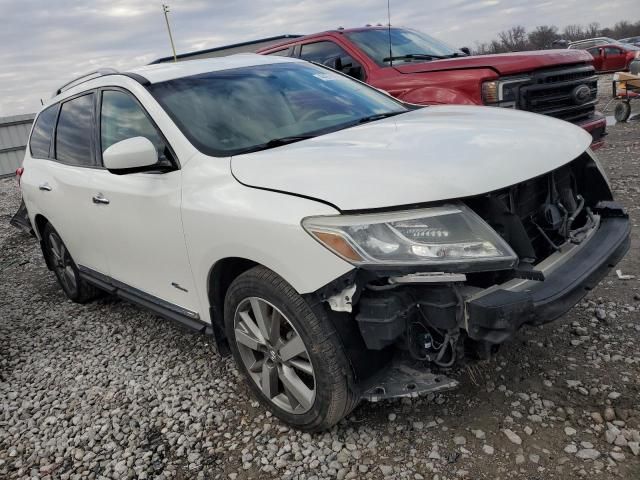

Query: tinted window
[587,47,601,56]
[55,94,95,166]
[100,90,172,166]
[300,42,364,80]
[605,47,622,55]
[149,62,407,157]
[29,105,58,158]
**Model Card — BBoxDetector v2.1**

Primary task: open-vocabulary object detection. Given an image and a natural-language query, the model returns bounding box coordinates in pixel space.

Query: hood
[392,49,594,76]
[231,106,592,211]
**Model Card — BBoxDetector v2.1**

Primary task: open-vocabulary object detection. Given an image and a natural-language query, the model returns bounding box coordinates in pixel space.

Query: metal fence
[0,114,35,178]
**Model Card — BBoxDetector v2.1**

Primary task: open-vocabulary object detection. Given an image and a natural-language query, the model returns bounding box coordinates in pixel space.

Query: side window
[604,47,621,55]
[55,94,95,166]
[587,47,601,57]
[266,47,292,57]
[29,105,58,158]
[300,41,365,80]
[100,90,172,167]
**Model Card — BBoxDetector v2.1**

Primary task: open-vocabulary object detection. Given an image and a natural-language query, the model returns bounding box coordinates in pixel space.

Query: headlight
[482,76,530,108]
[303,204,517,271]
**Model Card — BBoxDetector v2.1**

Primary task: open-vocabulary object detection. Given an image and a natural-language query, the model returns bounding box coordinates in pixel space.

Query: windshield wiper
[383,53,448,62]
[263,135,316,147]
[356,112,404,125]
[239,135,317,154]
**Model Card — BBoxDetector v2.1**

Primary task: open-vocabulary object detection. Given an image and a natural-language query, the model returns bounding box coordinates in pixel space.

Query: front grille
[519,65,598,122]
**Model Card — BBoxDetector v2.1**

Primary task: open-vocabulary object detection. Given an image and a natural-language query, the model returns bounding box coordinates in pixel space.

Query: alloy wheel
[48,232,77,293]
[233,297,316,414]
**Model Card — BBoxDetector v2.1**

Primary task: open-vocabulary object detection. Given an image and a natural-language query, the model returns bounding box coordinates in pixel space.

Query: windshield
[149,62,407,156]
[346,28,465,65]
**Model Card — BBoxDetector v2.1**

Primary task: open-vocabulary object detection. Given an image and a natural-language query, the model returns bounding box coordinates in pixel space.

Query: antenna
[387,0,393,66]
[162,4,178,63]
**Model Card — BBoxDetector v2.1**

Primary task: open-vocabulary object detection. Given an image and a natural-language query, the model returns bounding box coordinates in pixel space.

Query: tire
[614,102,631,123]
[42,223,100,303]
[224,266,359,431]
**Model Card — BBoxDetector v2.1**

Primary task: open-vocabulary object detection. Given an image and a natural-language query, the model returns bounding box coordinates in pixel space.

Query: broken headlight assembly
[303,204,517,272]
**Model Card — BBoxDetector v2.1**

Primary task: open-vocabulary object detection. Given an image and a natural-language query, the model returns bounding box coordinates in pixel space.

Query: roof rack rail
[53,68,120,97]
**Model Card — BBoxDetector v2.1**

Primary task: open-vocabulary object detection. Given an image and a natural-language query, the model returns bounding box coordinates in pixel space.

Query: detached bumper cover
[466,216,631,343]
[10,199,33,234]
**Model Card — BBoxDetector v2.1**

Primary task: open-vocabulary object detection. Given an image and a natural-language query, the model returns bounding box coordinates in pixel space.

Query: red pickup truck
[259,26,607,147]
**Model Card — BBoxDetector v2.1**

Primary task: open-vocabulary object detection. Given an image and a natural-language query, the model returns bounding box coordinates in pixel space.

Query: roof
[129,53,301,84]
[47,54,302,106]
[149,34,302,64]
[568,37,617,45]
[257,26,394,53]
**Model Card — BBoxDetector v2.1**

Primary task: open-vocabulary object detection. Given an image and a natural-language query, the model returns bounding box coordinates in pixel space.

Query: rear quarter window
[29,105,59,158]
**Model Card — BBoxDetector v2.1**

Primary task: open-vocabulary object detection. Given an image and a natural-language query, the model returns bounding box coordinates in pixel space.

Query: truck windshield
[149,62,408,157]
[346,28,465,65]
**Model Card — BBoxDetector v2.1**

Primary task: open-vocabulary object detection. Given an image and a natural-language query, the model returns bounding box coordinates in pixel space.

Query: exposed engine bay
[317,152,629,396]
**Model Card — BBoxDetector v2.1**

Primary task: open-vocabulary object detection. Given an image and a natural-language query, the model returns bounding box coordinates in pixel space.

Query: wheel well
[33,214,54,270]
[207,257,258,354]
[34,214,49,238]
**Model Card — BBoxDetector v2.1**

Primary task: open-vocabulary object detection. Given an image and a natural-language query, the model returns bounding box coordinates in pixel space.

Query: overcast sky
[1,0,639,117]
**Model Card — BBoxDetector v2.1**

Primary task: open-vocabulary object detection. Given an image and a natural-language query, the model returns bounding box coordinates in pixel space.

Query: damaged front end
[307,151,630,402]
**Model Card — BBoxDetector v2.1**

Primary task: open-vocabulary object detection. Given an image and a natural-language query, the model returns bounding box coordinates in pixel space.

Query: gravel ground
[1,74,639,479]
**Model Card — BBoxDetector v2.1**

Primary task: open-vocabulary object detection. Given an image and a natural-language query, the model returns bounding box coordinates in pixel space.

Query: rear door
[89,88,200,315]
[24,93,110,276]
[603,47,627,71]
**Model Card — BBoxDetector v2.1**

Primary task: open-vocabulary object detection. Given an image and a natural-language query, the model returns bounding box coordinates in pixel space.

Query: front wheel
[224,266,358,431]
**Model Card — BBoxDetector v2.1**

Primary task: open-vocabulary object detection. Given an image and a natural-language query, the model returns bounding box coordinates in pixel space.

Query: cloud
[0,0,639,116]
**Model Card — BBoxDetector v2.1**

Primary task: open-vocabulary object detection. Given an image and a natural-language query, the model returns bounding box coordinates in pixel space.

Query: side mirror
[460,47,471,56]
[103,137,158,171]
[324,55,344,71]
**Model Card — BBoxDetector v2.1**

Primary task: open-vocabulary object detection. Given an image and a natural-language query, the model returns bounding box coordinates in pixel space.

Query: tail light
[16,167,24,187]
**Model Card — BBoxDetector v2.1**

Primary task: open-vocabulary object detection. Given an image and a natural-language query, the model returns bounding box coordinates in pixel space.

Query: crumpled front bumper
[465,215,631,344]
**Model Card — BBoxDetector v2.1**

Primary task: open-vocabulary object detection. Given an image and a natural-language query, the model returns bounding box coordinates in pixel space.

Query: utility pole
[162,4,177,62]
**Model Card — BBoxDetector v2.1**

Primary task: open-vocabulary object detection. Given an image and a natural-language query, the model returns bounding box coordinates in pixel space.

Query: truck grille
[519,65,598,122]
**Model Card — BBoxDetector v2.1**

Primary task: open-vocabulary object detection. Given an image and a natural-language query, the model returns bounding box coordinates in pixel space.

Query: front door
[90,88,201,314]
[588,47,604,71]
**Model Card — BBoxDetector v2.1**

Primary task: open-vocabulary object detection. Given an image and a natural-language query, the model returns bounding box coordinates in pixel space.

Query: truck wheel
[614,102,631,122]
[224,266,358,431]
[42,223,99,303]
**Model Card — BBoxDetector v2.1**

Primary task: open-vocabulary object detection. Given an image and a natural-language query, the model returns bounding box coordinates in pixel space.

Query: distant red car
[569,37,640,72]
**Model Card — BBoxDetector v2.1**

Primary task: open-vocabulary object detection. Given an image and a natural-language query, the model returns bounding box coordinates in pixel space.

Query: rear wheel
[42,223,99,303]
[224,266,358,431]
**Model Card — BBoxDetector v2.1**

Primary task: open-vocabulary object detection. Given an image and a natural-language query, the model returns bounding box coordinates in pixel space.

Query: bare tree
[562,24,586,41]
[585,22,600,37]
[473,19,640,55]
[528,25,559,49]
[498,26,528,51]
[613,21,636,38]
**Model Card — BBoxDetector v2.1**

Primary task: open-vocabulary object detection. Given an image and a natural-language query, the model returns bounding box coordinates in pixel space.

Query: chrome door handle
[39,183,52,191]
[92,193,110,205]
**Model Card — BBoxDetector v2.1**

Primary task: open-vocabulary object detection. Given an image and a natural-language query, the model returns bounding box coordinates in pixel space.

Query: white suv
[20,54,630,431]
